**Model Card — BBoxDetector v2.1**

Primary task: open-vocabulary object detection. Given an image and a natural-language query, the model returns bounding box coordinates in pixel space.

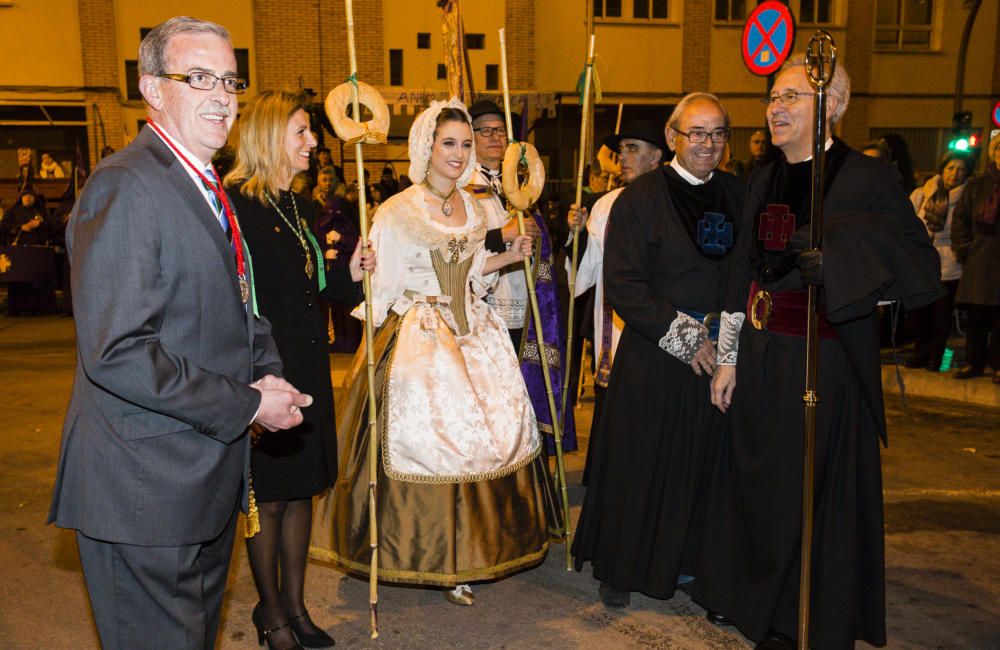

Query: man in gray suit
[48,17,312,649]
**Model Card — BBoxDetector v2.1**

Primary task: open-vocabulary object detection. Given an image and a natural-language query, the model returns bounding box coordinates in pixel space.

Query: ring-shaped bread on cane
[325,80,391,145]
[501,141,545,211]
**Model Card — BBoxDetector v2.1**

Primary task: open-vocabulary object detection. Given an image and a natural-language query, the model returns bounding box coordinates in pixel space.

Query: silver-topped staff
[799,30,837,650]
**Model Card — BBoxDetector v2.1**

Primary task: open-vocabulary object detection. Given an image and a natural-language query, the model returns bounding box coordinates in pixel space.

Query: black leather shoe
[954,366,985,379]
[925,361,941,372]
[289,611,335,648]
[754,630,795,650]
[598,581,630,608]
[904,356,928,369]
[706,611,734,626]
[252,604,303,650]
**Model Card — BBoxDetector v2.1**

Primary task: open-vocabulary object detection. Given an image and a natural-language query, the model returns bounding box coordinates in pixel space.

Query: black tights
[964,304,1000,371]
[247,498,322,647]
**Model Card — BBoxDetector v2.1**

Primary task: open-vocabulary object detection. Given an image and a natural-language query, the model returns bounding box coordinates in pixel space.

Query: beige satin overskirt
[310,312,561,586]
[382,300,540,481]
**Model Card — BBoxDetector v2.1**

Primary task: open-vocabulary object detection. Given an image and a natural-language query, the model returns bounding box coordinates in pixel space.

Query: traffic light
[948,111,981,152]
[949,130,981,151]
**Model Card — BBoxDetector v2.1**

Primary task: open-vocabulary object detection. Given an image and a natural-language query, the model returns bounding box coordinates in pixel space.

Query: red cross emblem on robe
[758,204,796,251]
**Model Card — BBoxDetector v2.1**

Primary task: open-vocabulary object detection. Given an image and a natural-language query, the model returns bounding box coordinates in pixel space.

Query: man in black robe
[564,120,668,484]
[572,93,744,608]
[694,56,942,650]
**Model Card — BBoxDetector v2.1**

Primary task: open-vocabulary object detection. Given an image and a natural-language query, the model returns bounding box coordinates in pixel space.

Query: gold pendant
[240,278,250,304]
[442,201,453,217]
[305,255,315,279]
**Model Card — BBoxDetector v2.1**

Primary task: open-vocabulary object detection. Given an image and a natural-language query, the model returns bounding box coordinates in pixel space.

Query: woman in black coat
[226,90,374,650]
[951,133,1000,382]
[5,189,58,313]
[5,189,49,245]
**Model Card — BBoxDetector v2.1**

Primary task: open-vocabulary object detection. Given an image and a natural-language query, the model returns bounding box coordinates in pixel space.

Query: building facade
[1,0,998,185]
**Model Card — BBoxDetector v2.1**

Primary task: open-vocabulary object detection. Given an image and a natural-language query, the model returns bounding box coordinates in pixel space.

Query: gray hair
[139,16,231,77]
[667,92,731,131]
[778,54,851,124]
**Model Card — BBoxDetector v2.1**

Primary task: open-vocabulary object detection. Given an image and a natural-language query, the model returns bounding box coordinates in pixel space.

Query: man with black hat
[467,99,576,455]
[467,99,539,345]
[567,119,666,483]
[571,93,744,608]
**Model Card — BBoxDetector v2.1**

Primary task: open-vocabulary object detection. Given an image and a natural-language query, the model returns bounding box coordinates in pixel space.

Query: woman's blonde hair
[224,89,309,202]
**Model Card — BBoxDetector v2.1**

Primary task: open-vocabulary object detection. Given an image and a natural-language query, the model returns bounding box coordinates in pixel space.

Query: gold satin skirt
[310,312,561,587]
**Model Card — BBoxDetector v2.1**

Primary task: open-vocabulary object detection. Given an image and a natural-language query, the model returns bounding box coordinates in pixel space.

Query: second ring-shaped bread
[501,142,545,211]
[325,81,391,145]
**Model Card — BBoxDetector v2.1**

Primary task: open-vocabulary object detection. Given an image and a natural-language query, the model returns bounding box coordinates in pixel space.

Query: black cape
[571,166,744,598]
[693,141,942,649]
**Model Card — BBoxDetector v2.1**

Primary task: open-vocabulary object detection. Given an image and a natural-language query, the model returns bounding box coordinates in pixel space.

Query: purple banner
[519,208,577,453]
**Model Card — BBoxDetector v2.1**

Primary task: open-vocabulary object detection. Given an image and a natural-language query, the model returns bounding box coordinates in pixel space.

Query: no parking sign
[742,1,796,76]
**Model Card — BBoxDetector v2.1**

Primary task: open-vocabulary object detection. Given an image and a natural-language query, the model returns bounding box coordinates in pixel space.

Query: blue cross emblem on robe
[698,212,733,255]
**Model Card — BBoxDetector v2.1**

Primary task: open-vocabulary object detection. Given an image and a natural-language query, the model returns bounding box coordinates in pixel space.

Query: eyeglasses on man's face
[159,71,248,94]
[762,90,816,106]
[673,128,731,144]
[473,126,507,138]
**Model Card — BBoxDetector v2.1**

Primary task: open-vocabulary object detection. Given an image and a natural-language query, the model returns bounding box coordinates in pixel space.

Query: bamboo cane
[560,34,596,436]
[798,31,837,650]
[498,28,573,571]
[344,0,379,638]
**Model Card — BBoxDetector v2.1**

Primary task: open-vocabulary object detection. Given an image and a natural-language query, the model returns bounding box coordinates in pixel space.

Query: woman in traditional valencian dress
[310,99,559,606]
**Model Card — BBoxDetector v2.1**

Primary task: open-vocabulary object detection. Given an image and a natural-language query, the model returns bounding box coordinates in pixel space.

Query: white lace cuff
[658,311,709,363]
[716,311,745,366]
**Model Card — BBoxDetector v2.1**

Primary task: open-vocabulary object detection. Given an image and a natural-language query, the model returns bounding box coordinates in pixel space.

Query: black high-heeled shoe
[252,604,304,650]
[289,611,336,648]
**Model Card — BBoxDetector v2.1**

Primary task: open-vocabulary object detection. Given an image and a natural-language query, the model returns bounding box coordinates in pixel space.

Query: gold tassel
[244,470,261,538]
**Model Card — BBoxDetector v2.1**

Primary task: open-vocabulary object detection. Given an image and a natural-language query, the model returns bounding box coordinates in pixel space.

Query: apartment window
[465,33,485,50]
[234,49,250,87]
[485,64,499,90]
[799,0,833,24]
[715,0,747,22]
[124,60,142,101]
[594,0,622,18]
[437,63,447,80]
[417,33,431,49]
[596,0,670,21]
[875,0,934,50]
[633,0,668,19]
[389,49,403,86]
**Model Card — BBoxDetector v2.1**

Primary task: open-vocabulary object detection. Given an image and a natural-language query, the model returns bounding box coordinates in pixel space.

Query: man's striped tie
[201,175,229,235]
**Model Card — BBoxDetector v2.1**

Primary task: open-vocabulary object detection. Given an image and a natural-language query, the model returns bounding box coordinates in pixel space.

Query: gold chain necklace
[422,180,458,217]
[267,193,315,280]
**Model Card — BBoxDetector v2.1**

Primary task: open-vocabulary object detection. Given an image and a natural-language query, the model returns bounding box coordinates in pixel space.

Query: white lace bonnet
[407,97,477,187]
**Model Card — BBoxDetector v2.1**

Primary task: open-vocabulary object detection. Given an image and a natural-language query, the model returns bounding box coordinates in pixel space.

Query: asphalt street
[1,315,998,649]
